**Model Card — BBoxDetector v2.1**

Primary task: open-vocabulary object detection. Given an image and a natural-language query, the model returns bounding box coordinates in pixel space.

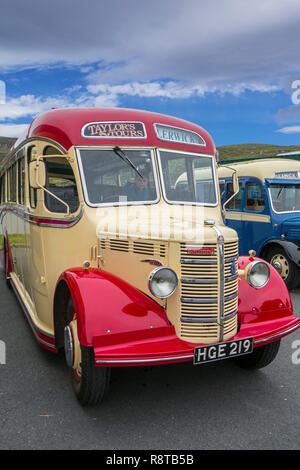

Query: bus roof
[2,108,216,166]
[218,158,300,181]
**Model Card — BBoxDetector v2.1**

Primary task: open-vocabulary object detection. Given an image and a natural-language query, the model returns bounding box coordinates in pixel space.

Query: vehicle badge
[141,259,163,267]
[217,235,224,245]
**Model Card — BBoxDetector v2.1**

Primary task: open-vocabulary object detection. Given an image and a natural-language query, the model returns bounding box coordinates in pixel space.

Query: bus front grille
[179,241,238,343]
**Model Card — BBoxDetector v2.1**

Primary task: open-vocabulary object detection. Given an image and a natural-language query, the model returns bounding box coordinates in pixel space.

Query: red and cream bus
[0,107,299,405]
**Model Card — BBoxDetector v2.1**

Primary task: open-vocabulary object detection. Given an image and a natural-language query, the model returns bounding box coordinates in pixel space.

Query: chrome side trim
[0,204,84,229]
[254,323,300,345]
[96,354,194,365]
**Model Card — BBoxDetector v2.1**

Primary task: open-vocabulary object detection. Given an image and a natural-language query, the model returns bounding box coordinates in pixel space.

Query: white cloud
[277,125,300,134]
[87,80,280,102]
[0,123,29,138]
[0,94,70,121]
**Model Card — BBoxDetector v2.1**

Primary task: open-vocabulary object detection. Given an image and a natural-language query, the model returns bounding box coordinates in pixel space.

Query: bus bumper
[93,316,300,367]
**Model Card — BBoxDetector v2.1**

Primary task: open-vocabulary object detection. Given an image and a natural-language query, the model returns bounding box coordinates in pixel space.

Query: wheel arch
[260,239,300,267]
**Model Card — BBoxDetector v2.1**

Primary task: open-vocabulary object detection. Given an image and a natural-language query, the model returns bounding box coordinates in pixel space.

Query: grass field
[217,143,300,161]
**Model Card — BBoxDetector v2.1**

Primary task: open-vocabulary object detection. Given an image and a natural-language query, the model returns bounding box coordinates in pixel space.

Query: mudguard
[55,267,171,347]
[236,255,296,340]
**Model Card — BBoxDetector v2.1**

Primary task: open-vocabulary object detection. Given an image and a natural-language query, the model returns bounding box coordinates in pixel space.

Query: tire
[64,297,111,406]
[233,340,281,370]
[266,246,299,290]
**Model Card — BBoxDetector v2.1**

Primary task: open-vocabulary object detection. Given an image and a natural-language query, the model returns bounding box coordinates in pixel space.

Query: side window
[0,175,3,203]
[226,182,242,210]
[6,169,10,201]
[2,173,6,203]
[27,146,37,208]
[44,157,79,214]
[245,182,265,212]
[18,156,25,205]
[11,163,17,202]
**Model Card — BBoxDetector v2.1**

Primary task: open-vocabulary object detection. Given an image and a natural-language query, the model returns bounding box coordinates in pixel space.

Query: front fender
[56,267,170,347]
[237,255,294,335]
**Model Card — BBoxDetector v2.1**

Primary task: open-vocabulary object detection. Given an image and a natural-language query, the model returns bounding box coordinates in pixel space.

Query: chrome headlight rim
[246,260,270,289]
[148,267,178,299]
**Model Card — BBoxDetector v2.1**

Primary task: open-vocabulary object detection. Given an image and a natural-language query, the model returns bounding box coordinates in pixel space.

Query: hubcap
[270,254,289,280]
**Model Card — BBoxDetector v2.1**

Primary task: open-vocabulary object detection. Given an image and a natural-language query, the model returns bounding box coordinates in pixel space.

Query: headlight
[149,267,178,299]
[246,261,270,289]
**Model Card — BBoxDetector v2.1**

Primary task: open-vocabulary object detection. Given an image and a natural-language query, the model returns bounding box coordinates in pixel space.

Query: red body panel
[56,259,300,367]
[4,108,216,161]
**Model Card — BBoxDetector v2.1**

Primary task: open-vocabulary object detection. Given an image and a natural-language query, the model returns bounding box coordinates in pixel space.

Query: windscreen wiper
[113,146,144,179]
[277,185,286,199]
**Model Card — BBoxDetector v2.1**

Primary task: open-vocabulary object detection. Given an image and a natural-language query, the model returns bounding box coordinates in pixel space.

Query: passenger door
[241,179,272,254]
[223,179,245,252]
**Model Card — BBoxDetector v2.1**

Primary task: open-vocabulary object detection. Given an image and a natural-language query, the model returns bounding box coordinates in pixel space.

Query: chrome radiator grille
[180,241,238,343]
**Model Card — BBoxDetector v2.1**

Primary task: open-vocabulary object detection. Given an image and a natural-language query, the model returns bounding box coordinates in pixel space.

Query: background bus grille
[180,241,238,342]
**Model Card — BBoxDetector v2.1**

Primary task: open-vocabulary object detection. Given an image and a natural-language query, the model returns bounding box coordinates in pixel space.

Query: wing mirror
[29,160,46,188]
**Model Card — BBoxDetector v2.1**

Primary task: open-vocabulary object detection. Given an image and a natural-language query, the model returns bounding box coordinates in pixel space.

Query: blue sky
[1,0,300,148]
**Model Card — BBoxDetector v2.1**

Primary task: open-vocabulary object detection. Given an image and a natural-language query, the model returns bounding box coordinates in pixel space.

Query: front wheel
[64,298,111,406]
[233,340,281,370]
[266,246,299,290]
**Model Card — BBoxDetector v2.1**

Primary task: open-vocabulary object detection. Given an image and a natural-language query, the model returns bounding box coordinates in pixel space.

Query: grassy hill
[0,136,17,161]
[1,136,300,163]
[217,143,300,161]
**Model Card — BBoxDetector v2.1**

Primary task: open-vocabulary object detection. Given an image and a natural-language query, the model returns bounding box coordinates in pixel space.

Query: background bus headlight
[246,261,270,289]
[149,267,178,299]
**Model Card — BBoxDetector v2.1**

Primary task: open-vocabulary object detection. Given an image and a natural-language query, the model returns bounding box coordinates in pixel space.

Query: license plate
[194,337,253,365]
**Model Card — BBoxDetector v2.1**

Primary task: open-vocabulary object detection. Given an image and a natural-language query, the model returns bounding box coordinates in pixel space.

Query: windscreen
[158,150,217,204]
[269,183,300,212]
[78,148,158,205]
